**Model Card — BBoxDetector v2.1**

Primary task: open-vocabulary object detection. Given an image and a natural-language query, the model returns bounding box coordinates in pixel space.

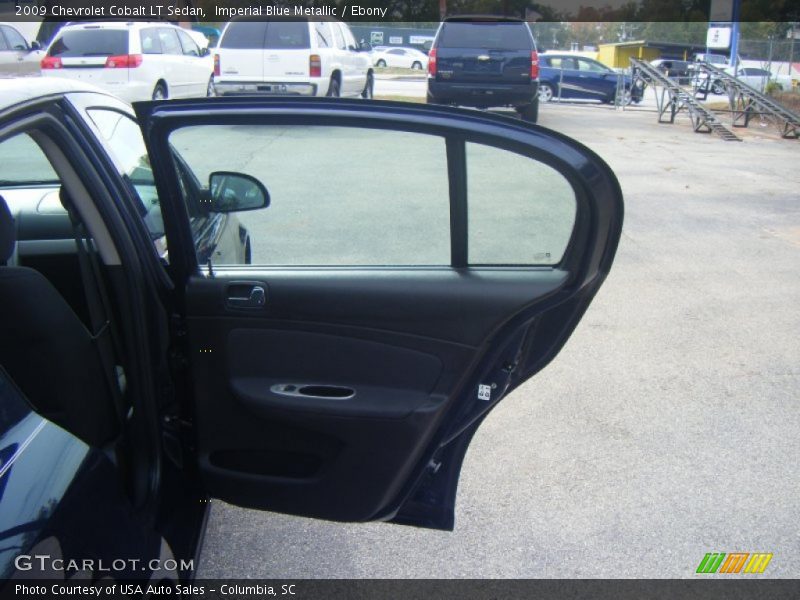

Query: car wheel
[206,76,215,97]
[411,61,422,70]
[711,80,725,95]
[538,83,554,103]
[361,72,374,99]
[152,82,167,101]
[376,59,386,68]
[517,99,539,123]
[326,77,340,98]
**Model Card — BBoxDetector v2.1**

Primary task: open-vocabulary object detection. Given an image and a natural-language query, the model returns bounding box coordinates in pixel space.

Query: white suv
[41,22,214,102]
[213,19,373,98]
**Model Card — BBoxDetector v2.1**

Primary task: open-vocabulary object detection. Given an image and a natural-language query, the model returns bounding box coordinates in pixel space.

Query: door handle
[226,284,266,308]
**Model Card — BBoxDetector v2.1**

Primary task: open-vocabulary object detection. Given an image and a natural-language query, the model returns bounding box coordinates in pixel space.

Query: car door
[553,56,589,99]
[0,24,32,76]
[134,98,623,530]
[0,26,16,76]
[576,57,617,100]
[176,28,210,97]
[157,28,186,97]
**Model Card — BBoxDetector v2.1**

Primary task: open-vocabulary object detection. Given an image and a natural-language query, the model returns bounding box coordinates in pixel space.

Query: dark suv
[427,16,540,122]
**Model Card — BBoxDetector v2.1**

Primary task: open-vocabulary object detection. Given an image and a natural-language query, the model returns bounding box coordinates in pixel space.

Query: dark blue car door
[135,98,624,531]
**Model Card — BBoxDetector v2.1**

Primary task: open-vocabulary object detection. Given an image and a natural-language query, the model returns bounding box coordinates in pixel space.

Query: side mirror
[208,172,269,213]
[30,41,41,52]
[199,46,210,57]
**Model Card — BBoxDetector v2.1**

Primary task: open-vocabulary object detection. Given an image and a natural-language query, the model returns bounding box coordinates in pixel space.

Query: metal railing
[692,62,800,140]
[629,59,741,142]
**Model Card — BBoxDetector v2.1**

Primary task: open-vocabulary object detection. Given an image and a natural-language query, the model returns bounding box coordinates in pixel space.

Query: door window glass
[140,28,163,54]
[177,29,199,56]
[2,26,27,51]
[168,125,451,266]
[158,28,182,55]
[467,142,576,265]
[331,23,346,50]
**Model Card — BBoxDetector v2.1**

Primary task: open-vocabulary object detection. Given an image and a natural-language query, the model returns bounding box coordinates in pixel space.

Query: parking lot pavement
[198,102,800,578]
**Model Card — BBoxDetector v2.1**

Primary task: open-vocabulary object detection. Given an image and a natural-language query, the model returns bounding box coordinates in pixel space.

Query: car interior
[0,131,128,452]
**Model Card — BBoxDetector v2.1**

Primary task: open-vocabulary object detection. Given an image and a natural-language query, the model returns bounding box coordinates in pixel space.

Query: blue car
[538,53,643,104]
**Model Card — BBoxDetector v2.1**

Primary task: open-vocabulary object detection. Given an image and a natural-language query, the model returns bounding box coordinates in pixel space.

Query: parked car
[0,22,43,77]
[538,53,643,104]
[697,66,792,95]
[373,46,429,70]
[427,16,540,122]
[40,22,215,102]
[0,77,622,581]
[650,58,692,84]
[213,18,373,98]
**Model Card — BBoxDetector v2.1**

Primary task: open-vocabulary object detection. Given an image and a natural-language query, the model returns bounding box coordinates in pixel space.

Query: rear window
[220,21,267,49]
[264,21,310,49]
[48,29,128,57]
[438,22,532,50]
[220,20,310,50]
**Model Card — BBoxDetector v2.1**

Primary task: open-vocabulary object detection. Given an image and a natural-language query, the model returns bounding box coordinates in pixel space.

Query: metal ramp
[692,62,800,140]
[630,58,741,142]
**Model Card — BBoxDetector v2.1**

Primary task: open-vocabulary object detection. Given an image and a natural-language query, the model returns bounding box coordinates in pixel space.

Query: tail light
[428,48,437,76]
[309,54,321,77]
[41,56,62,69]
[530,51,539,79]
[104,54,142,68]
[214,54,220,77]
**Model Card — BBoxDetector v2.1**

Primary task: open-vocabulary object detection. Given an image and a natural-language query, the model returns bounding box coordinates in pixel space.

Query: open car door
[134,98,623,530]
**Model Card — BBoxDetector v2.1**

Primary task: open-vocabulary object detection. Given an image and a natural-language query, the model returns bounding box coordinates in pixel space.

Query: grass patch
[374,67,426,76]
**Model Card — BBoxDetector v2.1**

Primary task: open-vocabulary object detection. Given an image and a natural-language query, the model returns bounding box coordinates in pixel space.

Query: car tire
[206,76,215,97]
[376,59,387,68]
[518,99,539,123]
[152,82,167,101]
[326,76,340,98]
[361,72,374,99]
[411,61,422,70]
[711,80,725,95]
[538,83,554,103]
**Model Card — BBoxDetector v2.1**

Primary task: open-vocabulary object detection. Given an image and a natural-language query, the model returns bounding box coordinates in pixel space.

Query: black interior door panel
[136,98,623,529]
[185,268,569,522]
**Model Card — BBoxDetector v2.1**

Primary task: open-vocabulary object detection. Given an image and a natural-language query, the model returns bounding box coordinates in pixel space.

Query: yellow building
[596,41,706,69]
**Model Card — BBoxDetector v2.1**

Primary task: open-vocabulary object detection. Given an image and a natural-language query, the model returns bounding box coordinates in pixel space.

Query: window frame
[137,109,590,279]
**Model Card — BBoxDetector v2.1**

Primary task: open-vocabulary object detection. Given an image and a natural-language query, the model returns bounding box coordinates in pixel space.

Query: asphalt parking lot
[198,97,800,578]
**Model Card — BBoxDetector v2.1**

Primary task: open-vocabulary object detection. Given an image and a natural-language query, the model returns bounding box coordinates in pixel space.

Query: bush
[765,81,784,95]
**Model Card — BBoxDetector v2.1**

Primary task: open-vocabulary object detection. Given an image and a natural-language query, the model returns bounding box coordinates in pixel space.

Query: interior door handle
[226,284,266,308]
